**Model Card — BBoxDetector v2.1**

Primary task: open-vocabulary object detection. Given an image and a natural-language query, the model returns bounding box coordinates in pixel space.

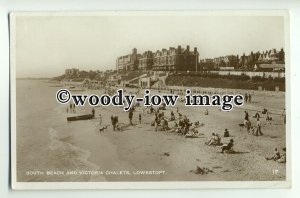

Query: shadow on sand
[219,151,250,154]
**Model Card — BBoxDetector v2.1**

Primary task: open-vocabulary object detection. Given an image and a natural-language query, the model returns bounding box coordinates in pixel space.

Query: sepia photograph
[10,11,290,189]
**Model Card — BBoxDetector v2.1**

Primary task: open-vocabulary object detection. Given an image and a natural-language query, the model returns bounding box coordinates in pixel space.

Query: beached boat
[67,114,94,121]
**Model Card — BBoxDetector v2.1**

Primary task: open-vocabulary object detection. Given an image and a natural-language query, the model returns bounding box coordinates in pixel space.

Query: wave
[48,127,107,181]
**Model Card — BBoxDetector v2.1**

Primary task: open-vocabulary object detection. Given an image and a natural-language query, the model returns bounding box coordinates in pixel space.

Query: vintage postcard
[10,11,291,189]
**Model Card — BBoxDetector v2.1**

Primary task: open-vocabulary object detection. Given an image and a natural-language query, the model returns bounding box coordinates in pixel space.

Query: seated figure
[221,139,234,153]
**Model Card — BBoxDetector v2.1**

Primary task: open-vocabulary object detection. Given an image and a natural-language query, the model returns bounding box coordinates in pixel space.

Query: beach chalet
[254,63,285,72]
[219,66,235,71]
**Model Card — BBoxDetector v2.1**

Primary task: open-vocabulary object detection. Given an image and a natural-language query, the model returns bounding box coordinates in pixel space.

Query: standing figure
[255,118,263,136]
[129,110,133,125]
[69,103,73,113]
[72,104,76,113]
[112,116,118,131]
[248,94,252,103]
[254,111,260,119]
[266,112,272,125]
[154,115,160,132]
[111,115,114,125]
[99,114,102,126]
[244,111,249,126]
[245,93,248,103]
[139,113,142,124]
[282,108,286,125]
[91,108,95,118]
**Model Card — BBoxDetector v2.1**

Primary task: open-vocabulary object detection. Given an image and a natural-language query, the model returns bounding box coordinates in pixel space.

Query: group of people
[205,133,221,146]
[128,108,142,125]
[243,107,286,137]
[265,147,286,163]
[150,107,200,136]
[205,130,234,153]
[243,110,263,136]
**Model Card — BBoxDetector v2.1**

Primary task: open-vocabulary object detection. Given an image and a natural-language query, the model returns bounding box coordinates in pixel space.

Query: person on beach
[254,111,260,119]
[255,118,263,136]
[265,111,272,125]
[149,105,154,114]
[246,120,254,134]
[206,133,221,146]
[277,147,286,163]
[154,115,160,132]
[91,108,95,118]
[205,133,216,145]
[99,114,102,126]
[204,109,209,115]
[69,103,72,112]
[178,118,185,131]
[244,111,249,126]
[139,113,142,124]
[221,139,234,153]
[265,148,281,161]
[72,104,76,113]
[183,116,191,135]
[111,115,114,125]
[215,133,221,145]
[170,111,175,121]
[224,129,230,137]
[112,116,118,131]
[248,94,252,103]
[245,93,248,103]
[282,108,286,125]
[129,110,133,125]
[161,118,170,131]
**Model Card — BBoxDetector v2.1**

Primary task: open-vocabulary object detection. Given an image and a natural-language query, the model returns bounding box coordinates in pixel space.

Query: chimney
[187,45,190,52]
[178,45,181,54]
[194,47,197,54]
[132,48,137,54]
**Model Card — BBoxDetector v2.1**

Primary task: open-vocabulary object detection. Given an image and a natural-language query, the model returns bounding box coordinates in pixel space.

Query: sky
[14,14,285,78]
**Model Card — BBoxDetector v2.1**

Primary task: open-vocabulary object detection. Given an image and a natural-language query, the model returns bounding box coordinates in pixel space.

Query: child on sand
[224,129,230,137]
[204,109,209,115]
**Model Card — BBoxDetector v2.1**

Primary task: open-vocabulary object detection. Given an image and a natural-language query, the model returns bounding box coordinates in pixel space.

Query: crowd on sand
[66,87,287,164]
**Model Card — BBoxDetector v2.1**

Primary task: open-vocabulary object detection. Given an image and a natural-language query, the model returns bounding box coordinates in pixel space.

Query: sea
[16,79,101,182]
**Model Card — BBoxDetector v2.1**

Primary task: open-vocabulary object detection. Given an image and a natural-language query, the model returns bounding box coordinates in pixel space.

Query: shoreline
[17,80,286,182]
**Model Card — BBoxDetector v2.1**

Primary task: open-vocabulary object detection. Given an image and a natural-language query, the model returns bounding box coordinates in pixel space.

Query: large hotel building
[116,45,199,71]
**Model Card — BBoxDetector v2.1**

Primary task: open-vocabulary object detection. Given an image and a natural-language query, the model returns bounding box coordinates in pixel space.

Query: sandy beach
[16,79,286,182]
